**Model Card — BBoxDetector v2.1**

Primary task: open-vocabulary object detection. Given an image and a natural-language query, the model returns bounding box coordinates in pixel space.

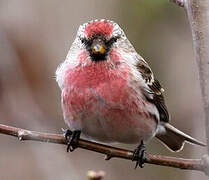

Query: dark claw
[132,140,147,168]
[64,129,81,152]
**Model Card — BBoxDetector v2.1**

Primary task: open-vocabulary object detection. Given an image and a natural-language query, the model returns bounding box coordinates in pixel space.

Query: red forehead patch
[84,20,114,37]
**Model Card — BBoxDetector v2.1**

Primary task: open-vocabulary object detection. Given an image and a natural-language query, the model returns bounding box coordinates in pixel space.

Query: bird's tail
[156,123,206,152]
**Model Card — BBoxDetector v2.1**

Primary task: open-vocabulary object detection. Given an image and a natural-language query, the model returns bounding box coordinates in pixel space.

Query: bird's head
[79,20,120,61]
[74,19,130,62]
[56,19,137,88]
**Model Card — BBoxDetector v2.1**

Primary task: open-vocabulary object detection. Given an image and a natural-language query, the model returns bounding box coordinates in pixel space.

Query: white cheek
[56,37,84,89]
[56,61,68,89]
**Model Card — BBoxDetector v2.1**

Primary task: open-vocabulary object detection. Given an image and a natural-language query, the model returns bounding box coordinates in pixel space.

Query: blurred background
[0,0,207,180]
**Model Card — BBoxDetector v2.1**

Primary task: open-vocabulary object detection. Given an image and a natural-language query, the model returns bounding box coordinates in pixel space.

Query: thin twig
[0,123,208,174]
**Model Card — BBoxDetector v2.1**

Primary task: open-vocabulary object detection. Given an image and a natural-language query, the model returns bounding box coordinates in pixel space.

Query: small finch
[56,19,205,167]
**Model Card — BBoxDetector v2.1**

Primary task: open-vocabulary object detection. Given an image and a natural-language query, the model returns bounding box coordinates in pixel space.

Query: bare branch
[169,0,209,175]
[0,123,208,174]
[184,0,209,155]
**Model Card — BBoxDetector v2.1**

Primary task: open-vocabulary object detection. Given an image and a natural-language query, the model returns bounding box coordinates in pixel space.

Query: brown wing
[136,59,169,122]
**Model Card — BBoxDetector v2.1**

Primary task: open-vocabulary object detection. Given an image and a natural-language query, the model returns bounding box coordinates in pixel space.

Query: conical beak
[92,43,106,54]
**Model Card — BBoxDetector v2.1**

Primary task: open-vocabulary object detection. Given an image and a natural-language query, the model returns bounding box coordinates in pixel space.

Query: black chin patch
[90,53,108,61]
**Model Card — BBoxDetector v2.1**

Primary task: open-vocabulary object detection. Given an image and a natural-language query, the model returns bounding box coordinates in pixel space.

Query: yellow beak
[92,44,106,54]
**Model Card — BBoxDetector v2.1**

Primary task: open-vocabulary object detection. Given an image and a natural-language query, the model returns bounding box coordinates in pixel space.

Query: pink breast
[64,61,129,105]
[61,51,157,142]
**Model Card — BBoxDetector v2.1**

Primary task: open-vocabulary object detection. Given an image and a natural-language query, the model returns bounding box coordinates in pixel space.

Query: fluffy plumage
[56,19,205,151]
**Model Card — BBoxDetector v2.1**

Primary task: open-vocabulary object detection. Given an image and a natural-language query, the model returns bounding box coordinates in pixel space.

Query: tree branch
[170,0,209,175]
[0,123,208,174]
[184,0,209,155]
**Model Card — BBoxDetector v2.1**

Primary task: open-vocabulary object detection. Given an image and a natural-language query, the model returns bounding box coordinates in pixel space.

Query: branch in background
[184,0,209,155]
[170,0,209,175]
[0,123,208,175]
[173,0,209,157]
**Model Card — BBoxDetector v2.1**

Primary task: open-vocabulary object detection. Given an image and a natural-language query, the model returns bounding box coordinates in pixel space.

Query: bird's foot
[63,129,81,152]
[132,141,147,168]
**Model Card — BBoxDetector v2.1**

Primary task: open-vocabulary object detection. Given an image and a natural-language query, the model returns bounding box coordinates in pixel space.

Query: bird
[56,19,205,168]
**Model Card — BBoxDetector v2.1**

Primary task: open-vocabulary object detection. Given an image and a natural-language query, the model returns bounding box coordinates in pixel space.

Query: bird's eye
[106,36,119,46]
[80,37,94,48]
[80,38,88,45]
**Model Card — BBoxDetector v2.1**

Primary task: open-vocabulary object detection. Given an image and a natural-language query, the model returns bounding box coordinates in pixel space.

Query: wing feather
[136,58,169,122]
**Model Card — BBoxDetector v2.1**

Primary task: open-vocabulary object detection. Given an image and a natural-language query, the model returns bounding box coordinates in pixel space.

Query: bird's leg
[64,129,81,152]
[132,140,147,168]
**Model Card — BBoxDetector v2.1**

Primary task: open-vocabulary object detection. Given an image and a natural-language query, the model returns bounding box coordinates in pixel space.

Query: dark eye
[106,36,119,46]
[80,37,88,45]
[80,37,94,48]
